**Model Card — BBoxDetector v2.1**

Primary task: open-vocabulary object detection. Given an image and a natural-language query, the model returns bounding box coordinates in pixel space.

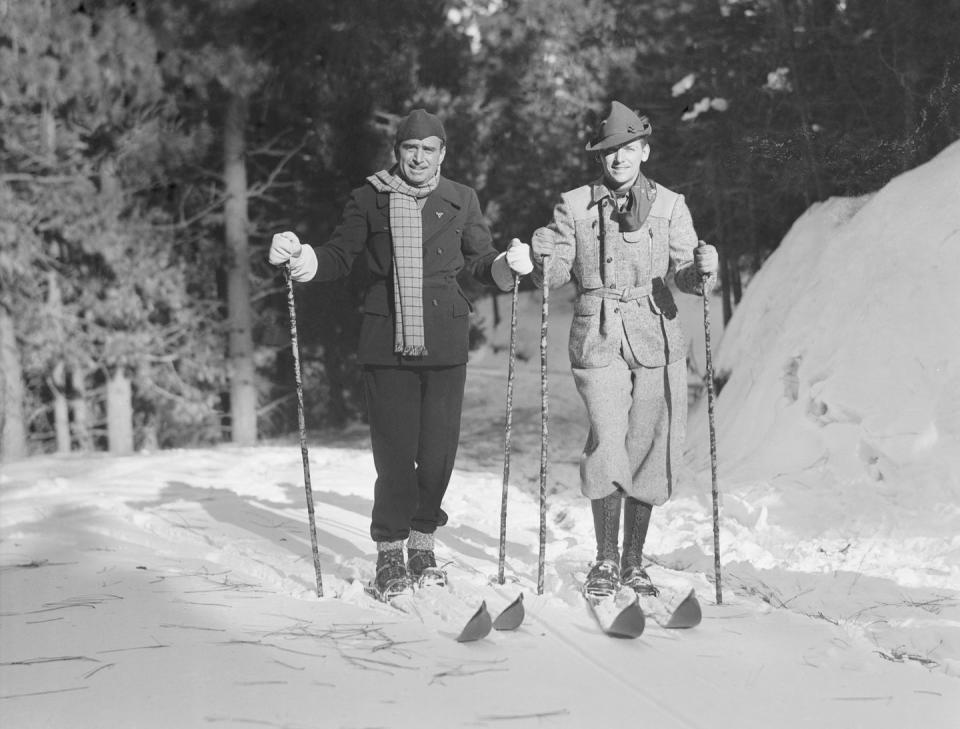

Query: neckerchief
[591,174,658,232]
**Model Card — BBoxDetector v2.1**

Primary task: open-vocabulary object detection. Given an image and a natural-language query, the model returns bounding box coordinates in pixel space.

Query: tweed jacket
[310,175,500,366]
[533,178,703,369]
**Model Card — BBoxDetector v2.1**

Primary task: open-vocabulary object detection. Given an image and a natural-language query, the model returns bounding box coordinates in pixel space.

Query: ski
[362,581,419,616]
[637,588,702,630]
[492,592,524,631]
[456,601,492,642]
[584,587,647,639]
[456,592,525,641]
[362,580,524,641]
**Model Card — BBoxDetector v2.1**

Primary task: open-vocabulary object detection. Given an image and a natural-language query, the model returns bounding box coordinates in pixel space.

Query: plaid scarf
[366,169,438,356]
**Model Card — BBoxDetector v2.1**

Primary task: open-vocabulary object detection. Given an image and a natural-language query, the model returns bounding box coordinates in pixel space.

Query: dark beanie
[395,109,446,144]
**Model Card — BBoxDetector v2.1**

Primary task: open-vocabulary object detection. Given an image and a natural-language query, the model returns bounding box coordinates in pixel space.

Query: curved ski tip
[665,589,702,629]
[607,604,646,638]
[493,592,524,631]
[456,600,492,642]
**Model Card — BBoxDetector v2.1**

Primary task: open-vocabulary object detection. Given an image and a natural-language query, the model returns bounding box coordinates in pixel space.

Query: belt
[581,283,654,302]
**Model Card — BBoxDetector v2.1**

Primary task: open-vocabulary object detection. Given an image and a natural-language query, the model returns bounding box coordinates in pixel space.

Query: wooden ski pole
[497,274,521,585]
[285,268,324,598]
[699,244,722,604]
[537,261,549,596]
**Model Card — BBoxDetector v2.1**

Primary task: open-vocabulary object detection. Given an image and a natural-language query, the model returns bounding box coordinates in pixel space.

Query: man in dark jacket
[269,109,531,600]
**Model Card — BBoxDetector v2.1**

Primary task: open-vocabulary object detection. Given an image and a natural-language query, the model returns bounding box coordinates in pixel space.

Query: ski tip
[606,604,646,638]
[585,593,646,639]
[493,592,524,631]
[456,600,493,643]
[664,589,702,629]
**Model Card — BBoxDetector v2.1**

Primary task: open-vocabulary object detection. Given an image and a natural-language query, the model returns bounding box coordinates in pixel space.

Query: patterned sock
[407,530,435,551]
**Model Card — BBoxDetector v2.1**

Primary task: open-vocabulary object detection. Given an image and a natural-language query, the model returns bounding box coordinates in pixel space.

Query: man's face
[600,139,649,191]
[396,136,445,187]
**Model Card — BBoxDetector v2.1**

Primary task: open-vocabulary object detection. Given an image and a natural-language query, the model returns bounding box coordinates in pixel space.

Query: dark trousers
[362,364,467,543]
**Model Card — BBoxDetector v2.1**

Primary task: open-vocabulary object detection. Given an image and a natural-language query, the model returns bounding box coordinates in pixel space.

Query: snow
[3,143,960,727]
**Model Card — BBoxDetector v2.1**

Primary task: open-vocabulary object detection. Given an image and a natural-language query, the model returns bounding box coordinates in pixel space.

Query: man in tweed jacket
[269,110,532,599]
[523,101,718,599]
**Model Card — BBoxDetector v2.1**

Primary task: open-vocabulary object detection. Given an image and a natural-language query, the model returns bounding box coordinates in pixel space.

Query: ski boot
[621,563,659,597]
[374,549,413,601]
[407,548,447,589]
[583,559,621,600]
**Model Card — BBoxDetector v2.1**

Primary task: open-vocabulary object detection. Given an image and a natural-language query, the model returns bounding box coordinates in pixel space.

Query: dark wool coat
[311,176,500,366]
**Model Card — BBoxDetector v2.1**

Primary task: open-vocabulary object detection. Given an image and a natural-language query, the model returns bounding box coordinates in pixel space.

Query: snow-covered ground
[2,143,959,728]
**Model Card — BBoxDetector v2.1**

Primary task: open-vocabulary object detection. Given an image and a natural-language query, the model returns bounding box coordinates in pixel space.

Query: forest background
[2,0,958,459]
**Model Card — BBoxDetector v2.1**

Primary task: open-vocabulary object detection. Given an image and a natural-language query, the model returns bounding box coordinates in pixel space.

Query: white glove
[269,231,318,282]
[269,231,302,265]
[505,238,534,275]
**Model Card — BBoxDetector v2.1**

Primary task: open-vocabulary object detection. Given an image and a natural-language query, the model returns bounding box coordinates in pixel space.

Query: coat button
[437,248,443,255]
[432,299,439,307]
[613,307,620,313]
[606,257,613,263]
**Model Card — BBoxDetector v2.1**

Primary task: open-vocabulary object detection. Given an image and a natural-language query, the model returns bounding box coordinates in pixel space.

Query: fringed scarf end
[398,344,428,357]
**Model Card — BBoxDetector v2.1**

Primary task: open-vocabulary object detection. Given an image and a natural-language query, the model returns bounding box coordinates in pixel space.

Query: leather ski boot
[407,549,447,588]
[622,497,659,597]
[584,492,622,600]
[407,530,446,588]
[374,546,412,601]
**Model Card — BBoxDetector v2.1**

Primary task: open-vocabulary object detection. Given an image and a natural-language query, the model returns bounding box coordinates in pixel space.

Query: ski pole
[537,259,549,596]
[497,274,521,585]
[699,243,722,605]
[285,267,324,598]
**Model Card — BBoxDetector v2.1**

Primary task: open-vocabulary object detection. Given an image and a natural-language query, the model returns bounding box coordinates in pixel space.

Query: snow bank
[684,141,960,586]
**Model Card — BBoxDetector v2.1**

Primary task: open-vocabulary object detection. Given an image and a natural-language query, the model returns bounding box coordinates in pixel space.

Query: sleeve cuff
[289,244,318,282]
[491,252,515,291]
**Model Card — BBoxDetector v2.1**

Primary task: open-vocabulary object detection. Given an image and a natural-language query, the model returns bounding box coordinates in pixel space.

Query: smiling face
[600,139,650,191]
[396,136,446,187]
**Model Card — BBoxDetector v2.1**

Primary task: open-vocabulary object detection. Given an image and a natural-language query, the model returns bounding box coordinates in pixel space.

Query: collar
[374,174,460,209]
[588,174,656,207]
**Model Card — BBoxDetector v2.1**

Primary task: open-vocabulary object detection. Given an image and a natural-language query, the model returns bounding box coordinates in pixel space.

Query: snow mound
[685,141,960,585]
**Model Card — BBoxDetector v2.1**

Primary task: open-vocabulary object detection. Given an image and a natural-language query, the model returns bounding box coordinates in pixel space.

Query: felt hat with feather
[585,101,652,152]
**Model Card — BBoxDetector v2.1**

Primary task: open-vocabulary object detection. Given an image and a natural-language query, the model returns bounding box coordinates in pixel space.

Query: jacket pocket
[573,294,601,318]
[453,289,473,317]
[363,287,391,316]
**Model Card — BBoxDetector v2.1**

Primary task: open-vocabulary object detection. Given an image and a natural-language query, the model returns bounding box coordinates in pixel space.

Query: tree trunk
[224,92,258,445]
[46,269,71,453]
[107,368,134,455]
[776,0,824,203]
[70,368,93,451]
[51,361,70,454]
[0,305,28,461]
[721,252,734,326]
